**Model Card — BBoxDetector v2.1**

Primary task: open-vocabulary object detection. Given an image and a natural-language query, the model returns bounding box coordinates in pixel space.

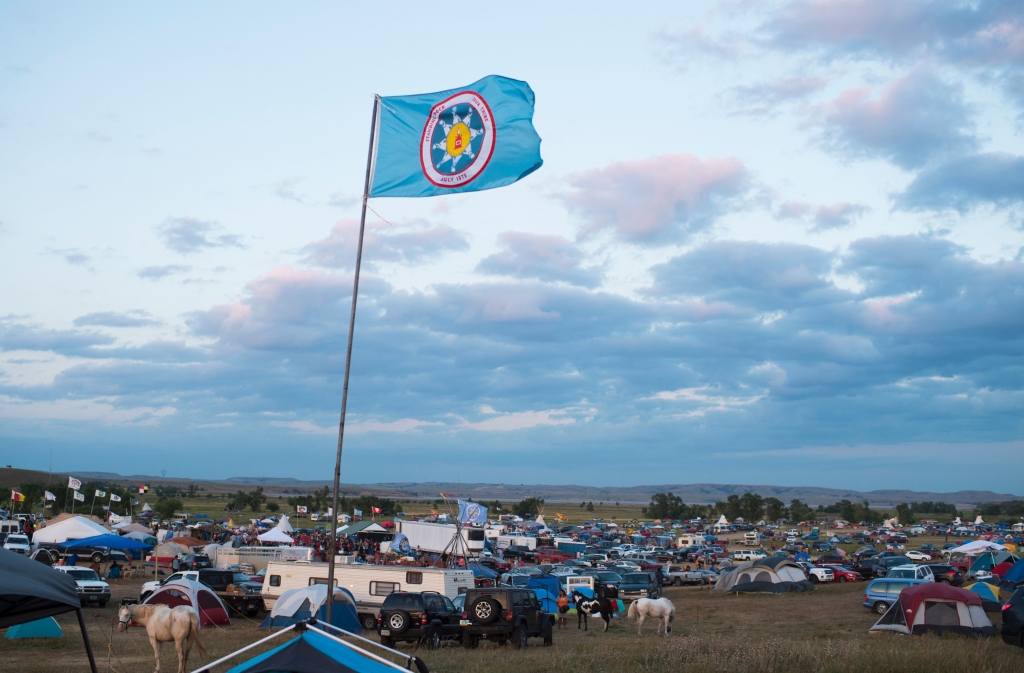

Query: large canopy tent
[870,583,995,637]
[0,548,98,673]
[947,540,1007,555]
[257,527,295,545]
[56,533,154,553]
[31,516,109,546]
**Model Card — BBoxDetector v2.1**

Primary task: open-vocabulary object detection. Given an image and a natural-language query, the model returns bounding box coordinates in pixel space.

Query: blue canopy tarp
[55,534,153,551]
[227,629,394,673]
[5,616,62,639]
[467,562,497,579]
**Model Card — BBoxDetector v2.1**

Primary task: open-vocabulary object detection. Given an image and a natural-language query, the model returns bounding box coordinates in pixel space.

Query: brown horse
[118,603,206,673]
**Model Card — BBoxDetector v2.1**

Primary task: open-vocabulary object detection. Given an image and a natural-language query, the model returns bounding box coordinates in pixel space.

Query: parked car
[618,572,658,600]
[377,591,461,648]
[664,567,713,586]
[579,570,622,598]
[476,557,512,573]
[141,571,200,601]
[862,578,926,614]
[174,554,212,571]
[731,549,767,561]
[885,564,934,582]
[1001,586,1024,647]
[2,533,31,554]
[854,555,906,579]
[904,550,933,562]
[56,566,111,607]
[796,563,834,584]
[821,565,863,582]
[924,564,963,586]
[459,588,552,648]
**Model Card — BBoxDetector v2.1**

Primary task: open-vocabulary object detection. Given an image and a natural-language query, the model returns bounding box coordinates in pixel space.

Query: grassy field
[3,571,1021,673]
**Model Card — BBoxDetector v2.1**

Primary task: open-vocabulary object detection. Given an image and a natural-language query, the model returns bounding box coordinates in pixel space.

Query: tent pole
[76,608,99,673]
[327,94,379,623]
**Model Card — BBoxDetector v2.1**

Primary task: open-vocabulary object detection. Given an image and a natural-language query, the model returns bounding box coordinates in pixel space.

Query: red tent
[991,561,1014,578]
[870,582,994,637]
[142,578,230,627]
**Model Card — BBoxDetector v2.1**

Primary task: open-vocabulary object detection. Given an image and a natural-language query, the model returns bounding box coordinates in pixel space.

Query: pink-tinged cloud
[809,70,976,168]
[558,154,751,245]
[302,219,469,269]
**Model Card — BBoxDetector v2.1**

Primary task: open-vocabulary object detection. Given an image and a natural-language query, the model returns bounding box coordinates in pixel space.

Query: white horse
[118,603,206,673]
[627,597,675,636]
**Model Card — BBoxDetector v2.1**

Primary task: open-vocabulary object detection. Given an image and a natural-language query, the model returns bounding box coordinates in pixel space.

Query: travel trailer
[394,520,485,555]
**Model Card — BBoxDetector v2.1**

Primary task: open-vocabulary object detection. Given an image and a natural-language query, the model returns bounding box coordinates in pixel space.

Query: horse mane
[127,603,167,622]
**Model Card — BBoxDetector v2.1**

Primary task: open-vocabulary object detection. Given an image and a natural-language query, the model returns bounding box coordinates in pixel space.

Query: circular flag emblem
[420,91,496,188]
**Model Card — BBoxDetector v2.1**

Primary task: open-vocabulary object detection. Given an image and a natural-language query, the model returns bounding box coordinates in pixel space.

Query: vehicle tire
[426,626,442,650]
[874,602,888,615]
[140,592,151,602]
[387,610,410,634]
[469,597,499,625]
[461,631,478,649]
[543,621,553,647]
[511,624,527,649]
[380,636,394,649]
[360,613,377,631]
[838,576,847,583]
[673,578,681,586]
[938,578,950,585]
[809,575,819,584]
[92,552,104,563]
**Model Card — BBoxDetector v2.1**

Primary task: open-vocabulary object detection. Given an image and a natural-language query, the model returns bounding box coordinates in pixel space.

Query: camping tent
[969,551,1017,576]
[113,523,153,535]
[713,557,814,594]
[125,531,158,545]
[992,561,1015,578]
[5,616,63,639]
[0,548,98,672]
[257,528,295,545]
[30,516,109,546]
[259,585,360,632]
[141,503,153,512]
[870,583,994,636]
[965,582,1002,612]
[1000,561,1024,588]
[225,628,404,673]
[143,578,231,627]
[276,515,294,533]
[527,575,561,614]
[167,537,208,548]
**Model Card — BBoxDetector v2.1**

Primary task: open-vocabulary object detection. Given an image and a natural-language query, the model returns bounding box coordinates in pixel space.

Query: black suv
[925,564,963,586]
[1002,586,1024,647]
[377,591,461,648]
[460,588,552,648]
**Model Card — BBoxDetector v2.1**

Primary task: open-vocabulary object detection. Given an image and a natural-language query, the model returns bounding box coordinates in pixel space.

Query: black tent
[0,547,98,673]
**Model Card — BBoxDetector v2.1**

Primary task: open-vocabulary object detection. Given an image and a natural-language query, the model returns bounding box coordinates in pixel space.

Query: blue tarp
[468,562,497,579]
[227,630,394,673]
[55,534,152,551]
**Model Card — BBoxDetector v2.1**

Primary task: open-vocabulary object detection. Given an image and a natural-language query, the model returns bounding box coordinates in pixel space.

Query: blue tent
[527,575,560,613]
[55,534,152,551]
[1000,561,1024,585]
[260,586,361,633]
[5,616,63,639]
[227,629,397,673]
[467,562,497,579]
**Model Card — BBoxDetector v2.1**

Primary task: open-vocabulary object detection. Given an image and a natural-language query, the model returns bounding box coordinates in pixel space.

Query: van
[743,532,760,546]
[862,578,926,614]
[675,534,706,548]
[0,520,21,544]
[261,561,473,630]
[885,565,934,582]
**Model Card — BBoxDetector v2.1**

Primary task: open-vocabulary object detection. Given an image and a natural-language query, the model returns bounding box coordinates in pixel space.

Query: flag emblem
[11,490,25,502]
[421,92,495,188]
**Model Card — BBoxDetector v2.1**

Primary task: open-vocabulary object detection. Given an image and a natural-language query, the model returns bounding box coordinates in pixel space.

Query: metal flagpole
[326,94,380,622]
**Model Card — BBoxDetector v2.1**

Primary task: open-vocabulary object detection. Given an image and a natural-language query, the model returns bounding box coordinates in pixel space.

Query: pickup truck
[664,566,713,586]
[533,546,570,564]
[142,569,264,616]
[731,549,766,562]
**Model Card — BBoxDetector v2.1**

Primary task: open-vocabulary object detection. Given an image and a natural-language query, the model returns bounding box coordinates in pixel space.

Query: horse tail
[188,612,208,658]
[627,600,638,619]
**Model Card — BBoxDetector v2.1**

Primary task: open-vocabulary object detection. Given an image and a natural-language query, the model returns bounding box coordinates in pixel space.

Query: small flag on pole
[353,508,363,517]
[131,498,140,506]
[296,506,307,514]
[73,490,85,502]
[45,491,56,501]
[68,477,82,490]
[11,490,25,502]
[138,485,149,494]
[95,490,106,498]
[369,75,542,198]
[458,500,488,524]
[109,494,122,502]
[371,506,383,515]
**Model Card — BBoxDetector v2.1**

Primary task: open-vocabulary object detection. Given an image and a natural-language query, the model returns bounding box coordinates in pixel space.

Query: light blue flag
[370,75,542,198]
[458,500,489,524]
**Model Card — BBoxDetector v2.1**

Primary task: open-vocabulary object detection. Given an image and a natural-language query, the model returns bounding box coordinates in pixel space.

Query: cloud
[156,217,244,254]
[476,232,602,287]
[558,154,751,245]
[301,220,469,270]
[731,76,831,114]
[274,177,307,203]
[0,320,115,355]
[456,405,579,431]
[897,152,1024,213]
[48,248,91,267]
[644,384,765,417]
[778,201,871,231]
[137,264,192,280]
[808,71,976,169]
[73,311,161,328]
[0,395,176,426]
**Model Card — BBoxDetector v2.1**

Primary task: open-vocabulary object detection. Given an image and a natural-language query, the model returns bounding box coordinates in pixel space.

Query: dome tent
[5,616,63,639]
[259,585,360,632]
[713,557,814,594]
[143,578,230,627]
[870,583,994,637]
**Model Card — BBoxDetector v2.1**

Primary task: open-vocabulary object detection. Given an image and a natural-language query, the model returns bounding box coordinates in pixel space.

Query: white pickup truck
[141,570,199,600]
[731,548,767,561]
[796,562,834,583]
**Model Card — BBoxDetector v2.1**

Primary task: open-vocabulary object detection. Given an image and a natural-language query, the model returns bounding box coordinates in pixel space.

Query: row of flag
[66,477,147,493]
[12,482,145,505]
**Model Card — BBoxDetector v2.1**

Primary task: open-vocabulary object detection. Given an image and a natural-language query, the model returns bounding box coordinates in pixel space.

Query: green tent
[5,616,63,639]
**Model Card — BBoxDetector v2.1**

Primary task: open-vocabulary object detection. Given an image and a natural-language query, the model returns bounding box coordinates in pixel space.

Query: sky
[1,1,1023,494]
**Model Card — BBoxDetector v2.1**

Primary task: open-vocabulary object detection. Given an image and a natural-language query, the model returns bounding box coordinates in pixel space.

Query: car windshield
[66,569,101,581]
[597,572,622,582]
[7,535,28,543]
[623,573,649,583]
[232,573,250,584]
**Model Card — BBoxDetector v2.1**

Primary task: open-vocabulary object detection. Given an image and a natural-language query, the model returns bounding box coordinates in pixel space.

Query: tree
[586,502,595,512]
[267,502,279,512]
[788,499,813,522]
[513,497,545,517]
[642,492,692,520]
[895,502,912,523]
[764,497,785,522]
[738,493,764,521]
[154,497,183,520]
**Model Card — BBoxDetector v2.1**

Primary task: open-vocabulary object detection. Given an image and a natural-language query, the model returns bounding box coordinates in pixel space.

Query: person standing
[556,590,570,630]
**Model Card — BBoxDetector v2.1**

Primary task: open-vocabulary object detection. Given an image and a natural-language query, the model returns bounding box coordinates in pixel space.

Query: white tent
[30,516,108,547]
[125,531,158,544]
[975,515,984,525]
[275,515,293,533]
[141,502,153,512]
[257,527,294,545]
[947,540,1006,555]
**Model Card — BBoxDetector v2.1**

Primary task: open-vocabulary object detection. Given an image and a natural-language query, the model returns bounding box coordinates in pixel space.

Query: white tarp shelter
[257,527,294,544]
[948,540,1007,555]
[30,516,108,547]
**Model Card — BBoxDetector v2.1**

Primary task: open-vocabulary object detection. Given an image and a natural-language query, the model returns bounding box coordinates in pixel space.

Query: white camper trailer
[261,561,474,630]
[394,520,486,555]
